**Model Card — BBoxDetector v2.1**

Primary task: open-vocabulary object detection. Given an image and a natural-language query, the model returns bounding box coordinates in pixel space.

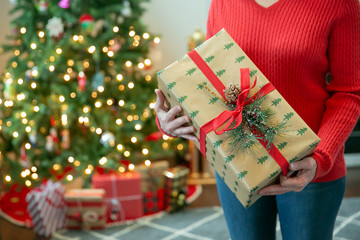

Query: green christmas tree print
[235,181,239,186]
[223,164,227,170]
[257,156,268,165]
[250,186,259,192]
[225,154,235,163]
[238,170,248,179]
[235,56,245,63]
[216,69,226,77]
[224,43,234,50]
[157,69,165,76]
[214,140,223,148]
[269,170,280,179]
[289,156,298,163]
[212,150,216,155]
[309,142,319,149]
[222,171,226,176]
[297,128,308,136]
[211,163,215,168]
[167,93,171,98]
[277,142,288,150]
[178,96,187,103]
[284,112,294,121]
[209,97,219,104]
[234,187,238,192]
[167,82,176,90]
[271,98,282,106]
[186,68,197,76]
[189,110,199,119]
[197,82,207,89]
[250,70,258,78]
[205,56,215,63]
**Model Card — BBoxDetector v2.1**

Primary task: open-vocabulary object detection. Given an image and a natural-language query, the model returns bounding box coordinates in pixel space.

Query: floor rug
[52,197,360,240]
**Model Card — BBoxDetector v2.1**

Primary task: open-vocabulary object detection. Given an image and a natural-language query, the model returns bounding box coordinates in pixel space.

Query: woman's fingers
[154,89,167,112]
[164,105,183,122]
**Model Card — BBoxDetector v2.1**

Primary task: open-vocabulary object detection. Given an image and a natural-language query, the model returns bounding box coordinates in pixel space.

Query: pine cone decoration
[224,83,241,104]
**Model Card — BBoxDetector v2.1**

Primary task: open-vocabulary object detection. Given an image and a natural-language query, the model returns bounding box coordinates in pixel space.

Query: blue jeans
[215,173,346,240]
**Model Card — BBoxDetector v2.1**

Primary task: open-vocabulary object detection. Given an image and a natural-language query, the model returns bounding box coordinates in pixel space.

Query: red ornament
[79,14,94,24]
[77,71,87,91]
[145,131,163,141]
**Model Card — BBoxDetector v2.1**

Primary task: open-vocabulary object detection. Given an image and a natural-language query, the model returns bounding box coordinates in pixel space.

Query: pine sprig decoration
[227,95,288,154]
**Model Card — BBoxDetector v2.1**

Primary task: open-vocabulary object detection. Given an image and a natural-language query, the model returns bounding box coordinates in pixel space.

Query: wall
[0,0,211,72]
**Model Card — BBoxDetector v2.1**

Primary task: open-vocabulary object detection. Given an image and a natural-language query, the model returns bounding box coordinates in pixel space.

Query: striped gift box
[26,180,66,237]
[64,189,106,230]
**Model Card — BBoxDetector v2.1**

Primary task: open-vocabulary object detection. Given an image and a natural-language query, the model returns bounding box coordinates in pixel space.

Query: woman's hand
[154,89,199,142]
[258,157,317,195]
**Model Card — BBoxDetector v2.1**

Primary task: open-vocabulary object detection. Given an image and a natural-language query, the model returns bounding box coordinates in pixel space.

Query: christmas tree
[0,0,185,188]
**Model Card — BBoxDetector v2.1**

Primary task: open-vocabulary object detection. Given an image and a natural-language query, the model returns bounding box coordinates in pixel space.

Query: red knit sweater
[206,0,360,182]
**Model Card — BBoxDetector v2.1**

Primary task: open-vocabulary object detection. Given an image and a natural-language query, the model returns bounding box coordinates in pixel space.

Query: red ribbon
[188,49,289,176]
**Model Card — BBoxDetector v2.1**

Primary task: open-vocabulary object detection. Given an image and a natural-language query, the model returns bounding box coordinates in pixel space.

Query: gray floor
[52,197,360,240]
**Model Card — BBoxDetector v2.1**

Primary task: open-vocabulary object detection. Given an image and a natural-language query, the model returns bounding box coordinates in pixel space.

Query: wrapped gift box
[136,160,169,192]
[26,180,66,237]
[164,167,190,213]
[92,172,143,223]
[64,189,106,229]
[157,29,320,208]
[143,189,165,215]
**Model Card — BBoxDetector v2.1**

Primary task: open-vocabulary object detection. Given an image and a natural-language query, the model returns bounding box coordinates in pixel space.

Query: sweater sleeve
[313,0,360,180]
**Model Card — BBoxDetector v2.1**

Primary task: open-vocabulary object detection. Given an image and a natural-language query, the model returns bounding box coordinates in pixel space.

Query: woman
[155,0,360,239]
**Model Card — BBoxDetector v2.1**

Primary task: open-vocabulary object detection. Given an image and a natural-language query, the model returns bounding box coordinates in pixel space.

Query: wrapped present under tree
[64,189,106,230]
[92,172,143,224]
[164,166,190,213]
[157,29,320,208]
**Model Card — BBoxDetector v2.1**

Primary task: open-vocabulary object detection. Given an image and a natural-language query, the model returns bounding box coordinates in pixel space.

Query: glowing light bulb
[117,144,124,151]
[131,137,137,143]
[25,180,32,186]
[124,151,130,157]
[30,43,37,49]
[144,59,151,66]
[118,166,126,173]
[83,106,90,113]
[96,128,102,135]
[113,26,119,32]
[135,124,142,130]
[85,168,91,175]
[68,156,74,163]
[97,86,104,92]
[142,148,149,155]
[25,126,31,133]
[73,35,79,41]
[99,157,107,165]
[25,143,31,149]
[18,78,24,84]
[5,175,11,182]
[125,61,132,67]
[149,102,155,109]
[13,131,19,138]
[66,175,73,181]
[128,82,134,89]
[154,37,161,44]
[88,46,96,54]
[56,48,62,54]
[31,82,37,89]
[116,74,123,81]
[102,46,108,52]
[107,99,113,105]
[34,106,40,112]
[49,65,55,72]
[116,119,123,126]
[138,63,144,69]
[129,30,136,37]
[38,31,45,38]
[128,164,135,171]
[118,100,125,107]
[64,74,70,81]
[20,27,26,34]
[32,173,38,179]
[143,33,150,39]
[95,101,102,108]
[107,51,114,57]
[163,135,169,140]
[177,144,184,150]
[145,160,151,166]
[59,95,65,102]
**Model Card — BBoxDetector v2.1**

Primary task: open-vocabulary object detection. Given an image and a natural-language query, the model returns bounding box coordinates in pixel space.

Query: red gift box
[92,172,143,224]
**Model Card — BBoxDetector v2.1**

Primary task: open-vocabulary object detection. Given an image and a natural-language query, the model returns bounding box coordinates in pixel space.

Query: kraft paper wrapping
[157,29,320,208]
